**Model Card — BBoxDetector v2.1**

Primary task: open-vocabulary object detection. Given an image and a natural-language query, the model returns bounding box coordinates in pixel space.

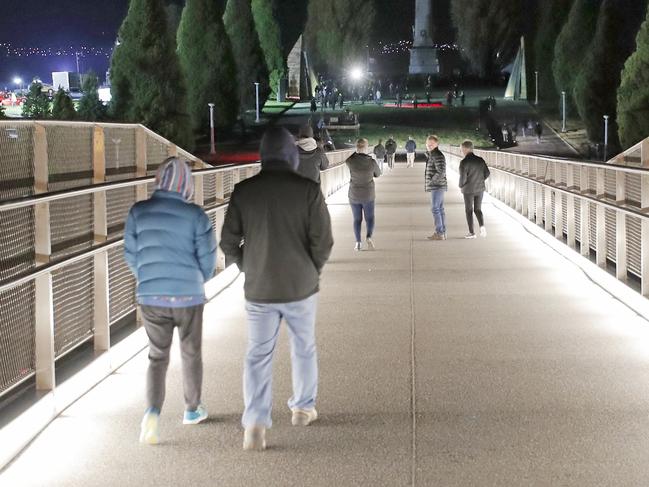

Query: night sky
[0,0,451,88]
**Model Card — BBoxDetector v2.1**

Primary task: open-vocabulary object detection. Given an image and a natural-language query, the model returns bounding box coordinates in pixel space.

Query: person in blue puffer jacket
[124,157,217,445]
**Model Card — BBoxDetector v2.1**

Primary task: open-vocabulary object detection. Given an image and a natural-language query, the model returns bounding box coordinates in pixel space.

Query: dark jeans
[463,192,484,234]
[350,200,375,242]
[140,304,204,411]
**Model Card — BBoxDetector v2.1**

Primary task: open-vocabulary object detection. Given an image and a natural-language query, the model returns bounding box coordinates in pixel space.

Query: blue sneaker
[139,407,160,445]
[183,404,208,425]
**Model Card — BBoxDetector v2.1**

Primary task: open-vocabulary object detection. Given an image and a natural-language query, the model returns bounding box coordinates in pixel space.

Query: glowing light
[350,67,363,81]
[12,77,21,86]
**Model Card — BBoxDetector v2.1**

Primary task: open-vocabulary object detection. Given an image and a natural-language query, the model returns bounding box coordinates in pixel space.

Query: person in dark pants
[220,127,334,451]
[346,138,382,251]
[458,140,490,239]
[124,157,217,444]
[385,136,397,170]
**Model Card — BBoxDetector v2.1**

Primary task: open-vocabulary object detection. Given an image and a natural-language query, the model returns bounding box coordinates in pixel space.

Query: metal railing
[0,120,354,399]
[441,144,649,298]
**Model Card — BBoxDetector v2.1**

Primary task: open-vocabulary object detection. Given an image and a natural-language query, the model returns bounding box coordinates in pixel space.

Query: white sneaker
[183,404,208,425]
[291,408,318,426]
[354,242,362,251]
[243,425,267,451]
[464,233,477,239]
[139,408,160,445]
[366,238,375,251]
[480,226,487,238]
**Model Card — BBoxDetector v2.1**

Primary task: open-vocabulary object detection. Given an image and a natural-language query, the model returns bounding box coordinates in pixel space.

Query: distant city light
[350,67,363,81]
[13,77,22,85]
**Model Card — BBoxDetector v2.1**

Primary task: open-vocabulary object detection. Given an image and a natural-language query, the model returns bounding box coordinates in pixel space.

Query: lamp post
[254,82,260,123]
[534,71,539,106]
[13,77,22,92]
[208,103,216,155]
[603,115,609,161]
[561,91,567,133]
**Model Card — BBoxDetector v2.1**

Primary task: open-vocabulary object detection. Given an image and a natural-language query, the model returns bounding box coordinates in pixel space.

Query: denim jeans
[350,200,375,242]
[406,152,415,167]
[242,294,319,428]
[431,189,447,235]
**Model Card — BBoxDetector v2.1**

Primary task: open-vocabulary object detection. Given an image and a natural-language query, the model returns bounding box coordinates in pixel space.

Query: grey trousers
[140,304,204,412]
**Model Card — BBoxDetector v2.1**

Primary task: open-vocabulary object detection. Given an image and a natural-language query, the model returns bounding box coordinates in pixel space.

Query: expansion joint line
[409,217,417,487]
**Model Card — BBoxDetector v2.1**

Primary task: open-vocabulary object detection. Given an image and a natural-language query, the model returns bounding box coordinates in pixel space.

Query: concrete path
[4,166,649,486]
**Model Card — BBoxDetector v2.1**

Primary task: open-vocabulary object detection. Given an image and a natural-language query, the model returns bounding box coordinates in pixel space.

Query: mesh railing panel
[104,127,137,181]
[605,209,616,262]
[0,124,34,201]
[625,173,642,206]
[203,173,218,208]
[107,187,136,237]
[108,246,136,323]
[0,207,35,284]
[0,281,35,395]
[146,135,169,175]
[573,167,581,189]
[562,194,568,235]
[575,199,582,242]
[47,125,93,191]
[588,168,597,194]
[52,258,94,357]
[589,203,597,252]
[50,195,94,260]
[604,170,616,200]
[223,171,233,199]
[627,215,642,277]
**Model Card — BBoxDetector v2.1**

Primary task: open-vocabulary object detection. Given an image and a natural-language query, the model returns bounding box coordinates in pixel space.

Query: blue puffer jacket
[124,158,216,304]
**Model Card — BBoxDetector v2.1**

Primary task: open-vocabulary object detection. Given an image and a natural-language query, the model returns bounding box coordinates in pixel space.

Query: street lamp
[350,67,363,82]
[534,71,539,106]
[208,103,216,155]
[561,91,567,133]
[603,115,609,161]
[254,82,260,123]
[13,77,22,91]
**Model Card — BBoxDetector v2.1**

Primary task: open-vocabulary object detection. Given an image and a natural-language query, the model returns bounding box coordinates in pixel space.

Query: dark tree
[224,0,270,111]
[304,0,376,74]
[109,0,193,149]
[252,0,286,95]
[618,8,649,149]
[274,0,309,57]
[552,0,601,108]
[533,0,573,105]
[0,104,5,119]
[450,0,523,79]
[77,71,106,121]
[573,0,647,147]
[51,88,76,120]
[22,82,51,119]
[178,0,238,131]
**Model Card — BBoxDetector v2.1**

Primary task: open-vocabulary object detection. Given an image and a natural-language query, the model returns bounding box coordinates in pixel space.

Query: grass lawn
[262,100,296,115]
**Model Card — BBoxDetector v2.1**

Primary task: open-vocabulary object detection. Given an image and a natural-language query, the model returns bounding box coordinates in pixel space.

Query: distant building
[52,72,81,92]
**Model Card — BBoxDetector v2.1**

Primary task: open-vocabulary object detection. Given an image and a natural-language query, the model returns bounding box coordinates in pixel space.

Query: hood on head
[297,137,318,152]
[260,126,299,170]
[155,157,194,201]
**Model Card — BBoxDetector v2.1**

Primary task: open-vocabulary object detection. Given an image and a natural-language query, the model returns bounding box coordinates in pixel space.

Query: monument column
[409,0,440,75]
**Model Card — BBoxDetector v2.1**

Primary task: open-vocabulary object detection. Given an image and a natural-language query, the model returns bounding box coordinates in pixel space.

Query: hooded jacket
[296,137,329,183]
[124,158,217,306]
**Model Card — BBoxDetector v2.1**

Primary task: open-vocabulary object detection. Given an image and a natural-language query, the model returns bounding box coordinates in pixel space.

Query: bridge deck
[3,166,649,486]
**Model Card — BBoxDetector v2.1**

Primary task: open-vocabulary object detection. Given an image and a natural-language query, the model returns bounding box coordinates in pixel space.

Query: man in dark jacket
[385,136,397,170]
[424,135,448,240]
[458,140,491,239]
[405,136,417,168]
[296,124,329,183]
[125,157,217,444]
[220,127,334,451]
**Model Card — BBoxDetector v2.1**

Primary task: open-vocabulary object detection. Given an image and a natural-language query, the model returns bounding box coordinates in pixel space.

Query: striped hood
[155,157,194,201]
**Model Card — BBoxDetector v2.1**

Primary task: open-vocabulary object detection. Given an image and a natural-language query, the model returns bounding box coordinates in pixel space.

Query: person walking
[124,157,217,445]
[220,127,333,451]
[296,124,329,183]
[373,139,387,173]
[346,138,382,251]
[385,136,397,170]
[535,121,543,144]
[405,136,417,168]
[310,97,317,114]
[458,140,490,239]
[424,135,447,241]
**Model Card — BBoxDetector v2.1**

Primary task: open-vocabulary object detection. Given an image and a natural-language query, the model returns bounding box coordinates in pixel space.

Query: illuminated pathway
[4,165,649,486]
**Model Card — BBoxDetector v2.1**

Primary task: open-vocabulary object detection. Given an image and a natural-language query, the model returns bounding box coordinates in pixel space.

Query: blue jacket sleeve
[124,207,138,276]
[195,209,217,282]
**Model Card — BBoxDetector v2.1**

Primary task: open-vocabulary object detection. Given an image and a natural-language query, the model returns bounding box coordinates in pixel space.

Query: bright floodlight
[350,67,363,81]
[13,77,22,85]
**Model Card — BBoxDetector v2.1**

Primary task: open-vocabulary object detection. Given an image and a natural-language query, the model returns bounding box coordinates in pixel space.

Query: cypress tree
[178,0,238,131]
[552,0,601,108]
[573,0,647,147]
[51,88,76,120]
[109,0,193,149]
[224,0,270,111]
[0,104,6,119]
[618,8,649,149]
[533,0,573,104]
[251,0,285,96]
[22,82,51,119]
[77,71,106,121]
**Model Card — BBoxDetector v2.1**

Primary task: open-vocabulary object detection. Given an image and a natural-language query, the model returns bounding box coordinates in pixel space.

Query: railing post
[33,123,51,265]
[215,172,225,202]
[544,186,552,232]
[555,190,563,240]
[580,165,590,257]
[616,171,627,281]
[93,125,107,243]
[566,165,576,248]
[35,273,55,391]
[596,168,607,268]
[193,174,204,207]
[167,144,178,157]
[641,174,649,296]
[136,126,148,201]
[93,251,110,352]
[535,181,543,226]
